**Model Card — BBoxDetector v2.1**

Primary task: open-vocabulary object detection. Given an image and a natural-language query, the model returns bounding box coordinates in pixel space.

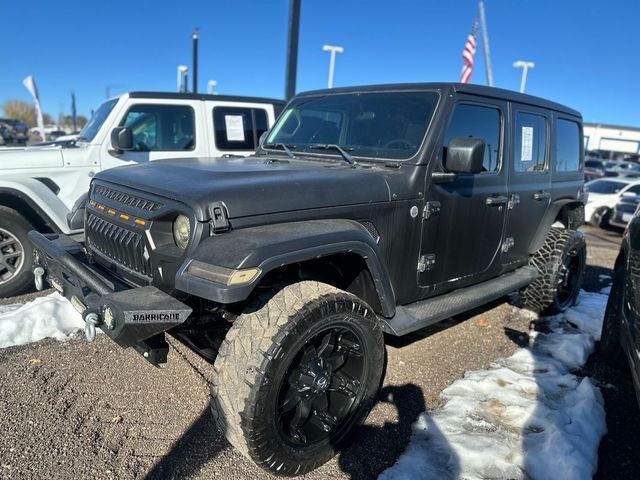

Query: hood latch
[208,201,230,234]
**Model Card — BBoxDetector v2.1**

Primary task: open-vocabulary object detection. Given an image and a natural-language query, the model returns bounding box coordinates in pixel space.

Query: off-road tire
[0,206,34,298]
[210,281,385,476]
[600,258,628,369]
[521,227,586,314]
[590,207,611,229]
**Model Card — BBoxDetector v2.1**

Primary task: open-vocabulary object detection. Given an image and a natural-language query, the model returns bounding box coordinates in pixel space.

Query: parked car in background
[585,159,607,181]
[609,194,640,229]
[604,160,637,176]
[0,91,284,297]
[0,118,29,145]
[585,177,640,228]
[600,207,640,405]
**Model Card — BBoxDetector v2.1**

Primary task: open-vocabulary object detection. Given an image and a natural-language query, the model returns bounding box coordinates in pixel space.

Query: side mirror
[445,137,485,174]
[110,127,133,152]
[621,191,637,198]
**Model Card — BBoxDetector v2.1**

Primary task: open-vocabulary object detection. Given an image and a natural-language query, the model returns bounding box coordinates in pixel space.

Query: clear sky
[1,0,637,126]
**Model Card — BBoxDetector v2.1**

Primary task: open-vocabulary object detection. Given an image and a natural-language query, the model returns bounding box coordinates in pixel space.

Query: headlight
[172,214,191,249]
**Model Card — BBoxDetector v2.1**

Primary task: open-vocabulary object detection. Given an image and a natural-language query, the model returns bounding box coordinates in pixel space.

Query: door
[101,101,207,169]
[419,98,508,289]
[502,105,552,266]
[207,103,273,157]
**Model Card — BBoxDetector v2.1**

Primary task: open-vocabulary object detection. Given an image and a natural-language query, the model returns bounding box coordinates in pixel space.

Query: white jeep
[0,91,284,297]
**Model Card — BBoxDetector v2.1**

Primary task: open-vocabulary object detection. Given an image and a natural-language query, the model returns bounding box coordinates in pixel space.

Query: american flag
[460,19,479,84]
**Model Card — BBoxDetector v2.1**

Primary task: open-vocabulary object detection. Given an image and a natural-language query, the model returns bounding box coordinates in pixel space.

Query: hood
[95,156,393,221]
[0,146,64,169]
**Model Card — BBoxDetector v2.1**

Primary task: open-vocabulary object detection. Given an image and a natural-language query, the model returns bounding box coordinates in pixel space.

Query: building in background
[584,122,640,160]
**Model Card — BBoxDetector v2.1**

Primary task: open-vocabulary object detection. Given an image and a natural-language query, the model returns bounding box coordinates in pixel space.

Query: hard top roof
[295,82,580,118]
[128,91,285,106]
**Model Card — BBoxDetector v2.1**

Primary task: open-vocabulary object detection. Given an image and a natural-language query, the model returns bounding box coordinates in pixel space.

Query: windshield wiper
[264,142,296,159]
[308,144,356,165]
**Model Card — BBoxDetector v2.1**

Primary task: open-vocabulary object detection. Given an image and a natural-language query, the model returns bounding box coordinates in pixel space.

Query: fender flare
[175,219,396,317]
[528,197,585,254]
[0,183,70,233]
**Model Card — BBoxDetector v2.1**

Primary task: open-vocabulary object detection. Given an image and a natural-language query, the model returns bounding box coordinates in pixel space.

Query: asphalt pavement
[0,225,637,479]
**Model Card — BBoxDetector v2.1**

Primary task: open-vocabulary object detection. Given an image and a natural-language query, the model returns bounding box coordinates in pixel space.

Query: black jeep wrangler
[30,83,587,476]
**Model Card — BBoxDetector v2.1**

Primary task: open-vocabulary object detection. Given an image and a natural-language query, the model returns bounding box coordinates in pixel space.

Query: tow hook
[84,312,101,342]
[33,266,45,291]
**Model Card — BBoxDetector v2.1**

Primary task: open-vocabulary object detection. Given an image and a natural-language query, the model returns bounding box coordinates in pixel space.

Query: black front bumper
[29,231,192,362]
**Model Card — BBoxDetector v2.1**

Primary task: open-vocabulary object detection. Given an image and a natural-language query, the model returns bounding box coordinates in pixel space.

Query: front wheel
[590,207,611,229]
[210,281,385,476]
[0,206,34,298]
[521,227,586,314]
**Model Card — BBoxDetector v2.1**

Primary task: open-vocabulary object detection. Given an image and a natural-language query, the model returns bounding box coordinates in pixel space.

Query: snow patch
[0,293,84,348]
[380,290,609,480]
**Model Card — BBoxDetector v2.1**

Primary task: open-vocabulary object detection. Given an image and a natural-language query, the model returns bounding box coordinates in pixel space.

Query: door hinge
[508,194,520,210]
[501,237,515,253]
[208,201,230,234]
[418,254,436,273]
[422,201,441,220]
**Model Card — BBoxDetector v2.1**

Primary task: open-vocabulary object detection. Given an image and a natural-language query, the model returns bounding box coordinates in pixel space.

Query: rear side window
[556,119,581,172]
[444,104,501,172]
[121,104,195,151]
[514,112,547,172]
[214,107,268,151]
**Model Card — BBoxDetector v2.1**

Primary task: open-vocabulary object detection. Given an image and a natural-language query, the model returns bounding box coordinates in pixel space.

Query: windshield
[585,160,604,169]
[265,91,439,160]
[79,98,118,142]
[585,180,628,194]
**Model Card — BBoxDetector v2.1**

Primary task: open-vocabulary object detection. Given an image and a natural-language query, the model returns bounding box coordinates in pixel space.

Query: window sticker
[521,126,533,162]
[225,115,245,141]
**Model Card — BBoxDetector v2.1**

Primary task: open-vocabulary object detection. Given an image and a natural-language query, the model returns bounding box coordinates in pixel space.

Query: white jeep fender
[0,178,74,234]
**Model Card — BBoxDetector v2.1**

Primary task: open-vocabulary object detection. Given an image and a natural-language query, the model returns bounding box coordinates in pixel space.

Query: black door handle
[485,195,509,206]
[533,191,551,201]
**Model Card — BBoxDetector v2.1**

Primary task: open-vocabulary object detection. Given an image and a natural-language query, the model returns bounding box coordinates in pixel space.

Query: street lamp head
[323,45,344,53]
[178,65,188,73]
[513,60,535,69]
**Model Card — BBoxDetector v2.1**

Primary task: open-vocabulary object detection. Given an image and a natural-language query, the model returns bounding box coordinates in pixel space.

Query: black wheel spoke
[290,397,313,434]
[328,371,360,399]
[300,342,317,364]
[317,330,337,358]
[337,336,363,358]
[326,352,346,371]
[280,388,302,413]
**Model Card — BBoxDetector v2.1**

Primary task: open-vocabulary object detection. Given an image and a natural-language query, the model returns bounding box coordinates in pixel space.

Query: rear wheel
[0,207,34,298]
[600,258,628,369]
[521,227,586,314]
[210,281,385,476]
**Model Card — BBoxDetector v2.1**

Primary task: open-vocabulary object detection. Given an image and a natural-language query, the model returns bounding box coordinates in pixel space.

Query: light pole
[513,61,535,93]
[322,44,344,89]
[177,65,188,93]
[207,80,218,94]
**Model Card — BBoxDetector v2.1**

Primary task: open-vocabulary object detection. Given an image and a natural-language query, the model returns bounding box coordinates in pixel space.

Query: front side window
[214,107,268,151]
[265,91,439,160]
[443,104,501,172]
[514,112,547,172]
[625,184,640,195]
[556,119,581,172]
[121,105,195,151]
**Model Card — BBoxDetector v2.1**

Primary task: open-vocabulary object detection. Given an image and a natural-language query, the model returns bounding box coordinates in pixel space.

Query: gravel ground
[0,225,637,479]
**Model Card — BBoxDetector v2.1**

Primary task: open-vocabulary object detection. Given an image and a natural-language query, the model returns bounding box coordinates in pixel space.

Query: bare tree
[2,100,36,127]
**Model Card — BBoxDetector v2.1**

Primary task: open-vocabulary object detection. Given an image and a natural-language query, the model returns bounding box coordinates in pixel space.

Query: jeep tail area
[30,83,587,476]
[0,92,284,297]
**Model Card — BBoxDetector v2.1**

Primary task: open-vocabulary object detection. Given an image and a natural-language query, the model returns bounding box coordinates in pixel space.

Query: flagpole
[478,1,493,87]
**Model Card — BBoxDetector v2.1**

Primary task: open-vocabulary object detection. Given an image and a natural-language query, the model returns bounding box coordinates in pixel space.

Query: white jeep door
[101,99,207,169]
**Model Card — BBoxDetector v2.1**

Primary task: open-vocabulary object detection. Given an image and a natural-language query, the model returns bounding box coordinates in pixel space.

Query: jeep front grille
[93,184,164,212]
[86,214,151,276]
